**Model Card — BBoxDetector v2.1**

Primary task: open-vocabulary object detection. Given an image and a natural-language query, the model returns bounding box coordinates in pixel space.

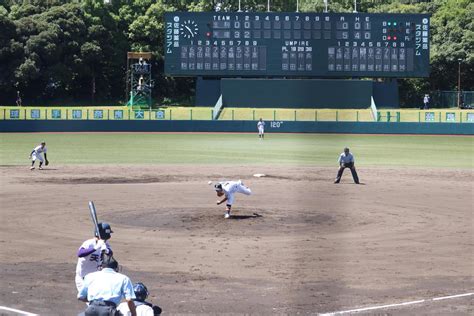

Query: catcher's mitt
[45,160,49,166]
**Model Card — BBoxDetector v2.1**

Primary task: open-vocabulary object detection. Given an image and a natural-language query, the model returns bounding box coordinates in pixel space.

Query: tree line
[0,0,472,107]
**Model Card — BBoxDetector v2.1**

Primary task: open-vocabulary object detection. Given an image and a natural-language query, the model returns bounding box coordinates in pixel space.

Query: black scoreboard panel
[164,12,430,77]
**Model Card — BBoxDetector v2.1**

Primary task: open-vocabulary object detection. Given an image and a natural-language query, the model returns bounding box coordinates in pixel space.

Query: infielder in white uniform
[214,180,252,218]
[29,141,48,170]
[257,118,265,139]
[75,222,113,292]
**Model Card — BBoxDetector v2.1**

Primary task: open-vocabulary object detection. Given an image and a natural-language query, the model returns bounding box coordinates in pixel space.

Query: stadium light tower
[457,58,462,108]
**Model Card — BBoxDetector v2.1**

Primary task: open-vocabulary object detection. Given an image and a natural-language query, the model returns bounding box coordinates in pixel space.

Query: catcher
[117,282,162,315]
[334,147,360,184]
[29,141,48,170]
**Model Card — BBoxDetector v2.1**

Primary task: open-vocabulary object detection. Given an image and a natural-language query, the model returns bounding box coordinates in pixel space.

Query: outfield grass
[0,133,472,168]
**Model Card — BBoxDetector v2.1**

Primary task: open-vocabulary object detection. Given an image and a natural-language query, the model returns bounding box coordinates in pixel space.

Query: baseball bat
[88,201,102,239]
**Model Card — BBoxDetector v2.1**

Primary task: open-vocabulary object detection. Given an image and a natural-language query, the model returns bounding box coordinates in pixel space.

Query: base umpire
[334,147,360,184]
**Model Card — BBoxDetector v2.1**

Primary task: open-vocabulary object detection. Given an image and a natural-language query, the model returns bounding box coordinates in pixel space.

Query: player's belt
[89,300,116,307]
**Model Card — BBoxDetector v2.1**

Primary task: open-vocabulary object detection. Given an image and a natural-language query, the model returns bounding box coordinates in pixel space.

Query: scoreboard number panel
[165,12,430,78]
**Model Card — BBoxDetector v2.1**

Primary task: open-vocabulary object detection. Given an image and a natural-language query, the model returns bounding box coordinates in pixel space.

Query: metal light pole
[324,0,328,13]
[296,0,299,12]
[267,0,270,12]
[457,58,462,108]
[353,0,357,13]
[238,0,242,12]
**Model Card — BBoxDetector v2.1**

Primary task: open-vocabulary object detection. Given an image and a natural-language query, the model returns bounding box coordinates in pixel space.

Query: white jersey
[75,238,112,278]
[220,180,252,205]
[117,301,154,316]
[257,121,265,131]
[338,152,355,164]
[33,145,47,154]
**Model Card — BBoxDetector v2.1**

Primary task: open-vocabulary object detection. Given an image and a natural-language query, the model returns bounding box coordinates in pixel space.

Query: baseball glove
[45,160,49,166]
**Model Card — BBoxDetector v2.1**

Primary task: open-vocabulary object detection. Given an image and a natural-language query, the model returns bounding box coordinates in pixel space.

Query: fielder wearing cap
[257,118,265,140]
[215,180,252,219]
[29,141,48,170]
[334,147,360,184]
[75,222,113,292]
[78,254,136,316]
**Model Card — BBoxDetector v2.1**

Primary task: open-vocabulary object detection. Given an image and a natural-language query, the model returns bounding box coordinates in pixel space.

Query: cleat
[39,167,43,170]
[224,213,230,219]
[30,167,35,170]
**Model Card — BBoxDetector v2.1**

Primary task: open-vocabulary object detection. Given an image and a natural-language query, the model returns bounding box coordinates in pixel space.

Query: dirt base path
[0,165,472,315]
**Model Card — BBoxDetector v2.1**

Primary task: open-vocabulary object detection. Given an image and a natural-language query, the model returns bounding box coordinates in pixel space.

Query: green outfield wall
[220,79,373,108]
[195,79,400,108]
[0,120,472,135]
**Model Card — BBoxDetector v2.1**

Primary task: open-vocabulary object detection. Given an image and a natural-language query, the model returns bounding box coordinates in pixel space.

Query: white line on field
[318,292,474,316]
[0,306,38,316]
[432,292,474,301]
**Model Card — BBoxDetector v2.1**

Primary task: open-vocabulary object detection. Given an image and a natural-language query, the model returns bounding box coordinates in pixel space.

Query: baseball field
[0,132,472,315]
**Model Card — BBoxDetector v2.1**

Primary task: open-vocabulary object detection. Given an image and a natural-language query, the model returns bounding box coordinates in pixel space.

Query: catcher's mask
[95,222,113,240]
[133,282,149,302]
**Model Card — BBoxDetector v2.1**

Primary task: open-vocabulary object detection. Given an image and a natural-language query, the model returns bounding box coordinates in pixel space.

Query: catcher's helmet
[95,222,113,240]
[133,282,149,301]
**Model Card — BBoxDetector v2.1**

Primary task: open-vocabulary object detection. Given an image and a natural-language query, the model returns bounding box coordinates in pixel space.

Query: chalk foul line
[319,292,474,316]
[0,306,38,316]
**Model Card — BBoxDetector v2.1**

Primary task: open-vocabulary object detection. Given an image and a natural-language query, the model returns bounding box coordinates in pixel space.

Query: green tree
[0,0,471,107]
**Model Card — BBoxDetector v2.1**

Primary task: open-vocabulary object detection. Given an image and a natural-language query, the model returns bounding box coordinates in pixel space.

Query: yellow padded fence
[0,107,472,123]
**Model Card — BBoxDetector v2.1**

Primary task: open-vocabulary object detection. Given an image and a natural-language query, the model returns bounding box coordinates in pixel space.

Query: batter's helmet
[133,282,149,302]
[96,222,113,240]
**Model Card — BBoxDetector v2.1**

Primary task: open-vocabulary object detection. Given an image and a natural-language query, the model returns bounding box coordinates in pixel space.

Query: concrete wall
[195,78,401,108]
[221,79,373,108]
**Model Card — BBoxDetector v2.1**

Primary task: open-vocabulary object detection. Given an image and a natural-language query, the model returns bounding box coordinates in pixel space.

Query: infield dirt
[0,165,472,315]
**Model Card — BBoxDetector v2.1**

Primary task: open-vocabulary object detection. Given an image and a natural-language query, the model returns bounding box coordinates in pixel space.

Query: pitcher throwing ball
[29,141,48,170]
[334,147,360,184]
[214,180,252,218]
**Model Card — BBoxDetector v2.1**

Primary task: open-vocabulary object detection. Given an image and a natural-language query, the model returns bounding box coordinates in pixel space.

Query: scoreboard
[164,12,430,78]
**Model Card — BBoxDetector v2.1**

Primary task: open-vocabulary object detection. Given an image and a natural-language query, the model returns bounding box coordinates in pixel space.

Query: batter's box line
[318,292,474,316]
